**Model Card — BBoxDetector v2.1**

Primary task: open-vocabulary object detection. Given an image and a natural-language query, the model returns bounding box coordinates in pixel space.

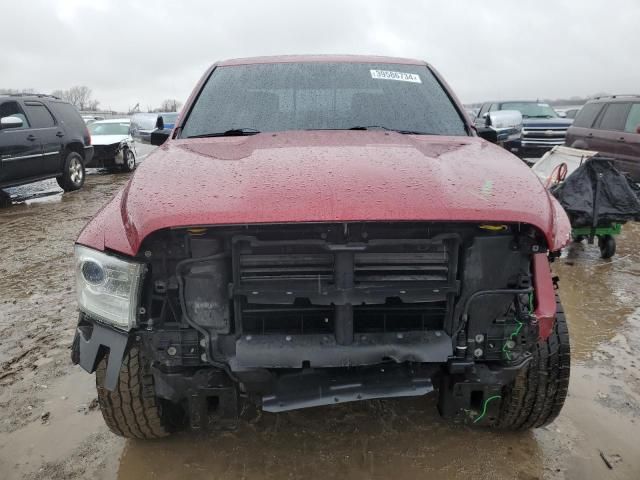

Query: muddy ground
[0,149,639,479]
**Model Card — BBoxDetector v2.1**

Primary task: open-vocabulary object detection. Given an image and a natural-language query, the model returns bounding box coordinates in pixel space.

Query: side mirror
[155,116,165,131]
[487,110,523,130]
[477,127,499,143]
[151,129,170,146]
[478,110,523,145]
[490,110,522,146]
[0,116,23,130]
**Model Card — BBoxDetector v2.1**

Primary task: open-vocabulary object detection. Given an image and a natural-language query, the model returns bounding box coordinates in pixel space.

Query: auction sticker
[370,69,422,83]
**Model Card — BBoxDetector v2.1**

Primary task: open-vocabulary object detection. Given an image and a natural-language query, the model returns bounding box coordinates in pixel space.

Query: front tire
[96,345,174,439]
[56,151,85,191]
[495,296,570,430]
[122,148,136,172]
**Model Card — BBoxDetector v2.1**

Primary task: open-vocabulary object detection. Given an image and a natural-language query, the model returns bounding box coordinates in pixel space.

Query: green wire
[529,292,534,314]
[503,293,533,360]
[473,395,502,424]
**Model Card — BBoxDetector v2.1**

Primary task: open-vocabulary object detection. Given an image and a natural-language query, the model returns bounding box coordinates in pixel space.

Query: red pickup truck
[71,55,571,438]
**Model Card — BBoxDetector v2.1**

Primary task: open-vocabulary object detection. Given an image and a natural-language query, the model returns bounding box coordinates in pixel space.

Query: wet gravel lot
[0,147,638,479]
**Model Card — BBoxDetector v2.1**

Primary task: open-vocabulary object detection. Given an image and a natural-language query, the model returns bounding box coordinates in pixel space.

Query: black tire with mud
[495,296,570,430]
[56,151,85,191]
[96,345,172,439]
[598,235,616,259]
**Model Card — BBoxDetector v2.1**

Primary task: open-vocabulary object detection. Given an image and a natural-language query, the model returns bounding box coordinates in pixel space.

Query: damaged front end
[72,221,556,428]
[86,141,133,168]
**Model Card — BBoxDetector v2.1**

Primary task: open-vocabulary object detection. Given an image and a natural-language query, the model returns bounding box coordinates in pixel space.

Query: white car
[86,119,137,172]
[81,115,105,125]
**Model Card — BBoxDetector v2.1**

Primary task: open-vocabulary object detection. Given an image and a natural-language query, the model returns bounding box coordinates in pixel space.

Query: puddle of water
[117,396,543,480]
[554,222,640,359]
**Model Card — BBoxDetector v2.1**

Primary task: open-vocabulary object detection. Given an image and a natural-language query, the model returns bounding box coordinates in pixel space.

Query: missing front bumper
[262,363,435,412]
[234,330,453,370]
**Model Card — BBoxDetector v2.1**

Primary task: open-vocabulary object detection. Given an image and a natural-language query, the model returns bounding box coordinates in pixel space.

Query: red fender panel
[532,253,556,340]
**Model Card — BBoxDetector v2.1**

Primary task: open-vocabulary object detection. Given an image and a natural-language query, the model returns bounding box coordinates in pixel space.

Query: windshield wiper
[347,125,431,135]
[188,127,261,138]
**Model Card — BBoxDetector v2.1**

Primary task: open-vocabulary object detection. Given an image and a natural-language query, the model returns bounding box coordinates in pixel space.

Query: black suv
[0,94,93,193]
[475,101,573,159]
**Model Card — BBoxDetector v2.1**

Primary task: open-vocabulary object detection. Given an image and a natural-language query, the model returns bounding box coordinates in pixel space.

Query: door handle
[56,131,64,137]
[587,133,593,138]
[617,137,625,142]
[27,134,37,141]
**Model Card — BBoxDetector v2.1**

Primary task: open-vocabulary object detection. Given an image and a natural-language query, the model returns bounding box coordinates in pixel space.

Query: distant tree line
[0,88,36,95]
[151,99,183,112]
[3,87,182,114]
[466,92,611,108]
[51,86,100,111]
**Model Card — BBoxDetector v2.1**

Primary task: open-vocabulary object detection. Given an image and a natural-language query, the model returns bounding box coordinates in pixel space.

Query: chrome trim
[523,135,566,140]
[0,153,42,162]
[522,126,569,130]
[521,139,565,146]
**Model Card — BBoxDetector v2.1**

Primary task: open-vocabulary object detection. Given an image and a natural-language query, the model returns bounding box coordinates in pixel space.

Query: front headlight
[75,245,145,330]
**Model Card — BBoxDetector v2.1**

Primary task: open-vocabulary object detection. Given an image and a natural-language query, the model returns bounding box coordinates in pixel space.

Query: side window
[488,103,499,112]
[477,103,489,118]
[23,102,56,129]
[0,101,30,128]
[597,103,631,132]
[49,101,86,132]
[566,109,579,119]
[572,103,604,128]
[624,104,640,133]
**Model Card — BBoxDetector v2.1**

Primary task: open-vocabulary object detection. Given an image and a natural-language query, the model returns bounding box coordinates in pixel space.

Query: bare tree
[158,99,183,112]
[52,86,96,110]
[67,86,93,110]
[86,99,100,111]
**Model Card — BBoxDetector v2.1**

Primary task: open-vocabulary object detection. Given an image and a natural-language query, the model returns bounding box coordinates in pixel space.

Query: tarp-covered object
[551,157,640,227]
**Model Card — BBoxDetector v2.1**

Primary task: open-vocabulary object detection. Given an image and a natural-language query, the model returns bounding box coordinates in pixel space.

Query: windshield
[131,114,157,130]
[161,113,178,124]
[501,102,558,119]
[89,122,130,135]
[181,63,467,137]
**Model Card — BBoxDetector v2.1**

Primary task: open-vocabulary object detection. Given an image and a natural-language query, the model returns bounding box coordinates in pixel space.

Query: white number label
[370,69,422,83]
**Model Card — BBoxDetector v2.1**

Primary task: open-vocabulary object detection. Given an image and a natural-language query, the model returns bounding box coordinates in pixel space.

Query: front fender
[548,194,571,252]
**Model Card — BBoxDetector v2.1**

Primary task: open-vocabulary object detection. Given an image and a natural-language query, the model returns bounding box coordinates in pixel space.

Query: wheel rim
[126,151,135,169]
[69,157,83,185]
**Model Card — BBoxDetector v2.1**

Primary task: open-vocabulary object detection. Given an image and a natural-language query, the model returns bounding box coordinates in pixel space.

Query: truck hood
[522,118,573,128]
[77,130,570,255]
[91,134,130,146]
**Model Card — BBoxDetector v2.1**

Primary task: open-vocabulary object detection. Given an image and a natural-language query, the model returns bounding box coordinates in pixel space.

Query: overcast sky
[2,0,638,111]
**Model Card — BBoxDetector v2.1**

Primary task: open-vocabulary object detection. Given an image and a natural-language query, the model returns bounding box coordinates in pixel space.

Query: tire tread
[96,345,169,439]
[496,295,570,430]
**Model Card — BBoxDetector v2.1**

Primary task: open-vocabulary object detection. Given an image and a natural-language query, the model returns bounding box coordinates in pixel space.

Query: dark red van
[565,95,640,181]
